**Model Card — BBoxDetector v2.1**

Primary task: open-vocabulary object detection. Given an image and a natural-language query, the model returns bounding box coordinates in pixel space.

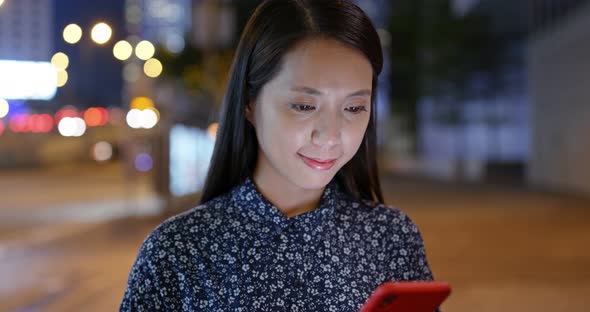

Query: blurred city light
[63,24,83,44]
[51,52,69,70]
[56,69,68,87]
[0,60,57,100]
[165,34,185,54]
[9,114,30,133]
[0,121,4,136]
[135,40,155,60]
[28,114,53,133]
[143,58,163,78]
[0,99,9,118]
[92,141,114,162]
[146,106,160,120]
[84,107,109,127]
[207,122,218,140]
[122,63,141,83]
[169,125,215,196]
[58,117,86,137]
[130,96,154,109]
[91,22,112,45]
[126,108,159,129]
[113,40,133,61]
[134,153,153,172]
[54,107,79,125]
[142,108,159,129]
[126,109,142,129]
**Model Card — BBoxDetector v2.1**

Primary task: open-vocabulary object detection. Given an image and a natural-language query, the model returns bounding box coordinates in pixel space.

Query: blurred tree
[154,0,260,110]
[387,0,507,154]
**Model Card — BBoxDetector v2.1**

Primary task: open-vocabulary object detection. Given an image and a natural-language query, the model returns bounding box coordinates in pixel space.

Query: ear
[245,100,256,125]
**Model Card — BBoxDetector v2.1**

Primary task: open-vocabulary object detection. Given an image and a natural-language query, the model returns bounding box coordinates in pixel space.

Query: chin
[294,170,338,190]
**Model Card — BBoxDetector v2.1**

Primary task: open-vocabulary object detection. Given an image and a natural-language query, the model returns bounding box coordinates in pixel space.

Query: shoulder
[334,194,425,248]
[138,192,235,259]
[337,194,420,233]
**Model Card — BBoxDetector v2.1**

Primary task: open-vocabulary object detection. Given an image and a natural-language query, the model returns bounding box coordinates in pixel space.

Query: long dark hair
[200,0,384,205]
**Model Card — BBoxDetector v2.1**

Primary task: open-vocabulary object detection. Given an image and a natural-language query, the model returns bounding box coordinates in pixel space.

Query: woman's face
[247,38,373,191]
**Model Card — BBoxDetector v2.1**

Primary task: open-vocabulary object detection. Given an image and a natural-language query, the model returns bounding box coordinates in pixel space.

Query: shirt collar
[230,177,339,240]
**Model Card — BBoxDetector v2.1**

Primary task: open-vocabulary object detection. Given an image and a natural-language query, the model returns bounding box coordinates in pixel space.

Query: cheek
[256,110,307,155]
[342,118,369,156]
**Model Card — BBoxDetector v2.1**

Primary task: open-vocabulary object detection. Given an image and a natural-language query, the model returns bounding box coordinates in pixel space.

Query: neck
[252,161,324,218]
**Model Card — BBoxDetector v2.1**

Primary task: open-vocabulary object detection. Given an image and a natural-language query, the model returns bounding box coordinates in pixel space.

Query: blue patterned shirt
[120,177,435,311]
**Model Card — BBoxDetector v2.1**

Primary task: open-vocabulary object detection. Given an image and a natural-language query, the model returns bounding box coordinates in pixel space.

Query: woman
[120,0,436,311]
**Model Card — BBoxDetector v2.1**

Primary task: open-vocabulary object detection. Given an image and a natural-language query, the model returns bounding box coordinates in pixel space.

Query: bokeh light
[56,70,68,87]
[54,107,79,125]
[84,107,109,127]
[58,117,86,137]
[63,24,83,44]
[0,121,5,136]
[92,141,113,162]
[28,114,54,133]
[134,153,153,172]
[135,40,155,60]
[165,34,185,54]
[0,99,9,118]
[51,52,69,70]
[126,108,159,129]
[143,58,163,78]
[141,109,158,129]
[91,22,112,45]
[130,96,154,110]
[126,109,142,129]
[207,122,218,140]
[9,114,30,133]
[113,40,133,61]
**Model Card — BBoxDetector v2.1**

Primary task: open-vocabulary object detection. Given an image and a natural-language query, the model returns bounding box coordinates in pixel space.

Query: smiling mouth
[297,153,338,171]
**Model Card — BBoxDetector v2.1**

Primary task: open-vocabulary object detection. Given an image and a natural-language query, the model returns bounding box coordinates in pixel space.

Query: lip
[298,153,337,171]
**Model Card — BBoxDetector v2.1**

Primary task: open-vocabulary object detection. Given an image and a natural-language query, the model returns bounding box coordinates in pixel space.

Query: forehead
[272,38,373,91]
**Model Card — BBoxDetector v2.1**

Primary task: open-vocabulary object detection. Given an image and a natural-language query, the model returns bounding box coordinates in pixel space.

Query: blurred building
[0,0,53,61]
[528,0,590,195]
[416,0,529,182]
[125,0,191,52]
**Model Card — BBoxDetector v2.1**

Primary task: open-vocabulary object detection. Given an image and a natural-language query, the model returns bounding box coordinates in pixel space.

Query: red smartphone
[360,281,451,312]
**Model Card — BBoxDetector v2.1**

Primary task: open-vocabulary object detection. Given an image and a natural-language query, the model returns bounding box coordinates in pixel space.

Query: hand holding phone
[360,281,451,312]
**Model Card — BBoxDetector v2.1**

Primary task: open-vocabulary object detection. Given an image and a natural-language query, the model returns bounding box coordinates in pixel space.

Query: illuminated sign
[0,60,58,100]
[169,124,215,197]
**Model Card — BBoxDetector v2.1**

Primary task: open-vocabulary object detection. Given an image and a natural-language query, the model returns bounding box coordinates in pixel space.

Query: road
[0,165,589,311]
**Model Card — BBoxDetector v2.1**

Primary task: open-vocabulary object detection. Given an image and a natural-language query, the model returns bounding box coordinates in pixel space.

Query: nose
[311,110,342,148]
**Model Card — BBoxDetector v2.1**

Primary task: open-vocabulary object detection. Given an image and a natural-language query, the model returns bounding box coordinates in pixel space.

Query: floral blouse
[120,177,436,311]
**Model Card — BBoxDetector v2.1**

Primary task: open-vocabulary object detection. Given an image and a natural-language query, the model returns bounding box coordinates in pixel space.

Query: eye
[345,105,368,114]
[290,103,316,112]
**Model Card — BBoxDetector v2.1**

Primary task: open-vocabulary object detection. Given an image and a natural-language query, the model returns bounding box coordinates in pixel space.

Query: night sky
[53,0,126,109]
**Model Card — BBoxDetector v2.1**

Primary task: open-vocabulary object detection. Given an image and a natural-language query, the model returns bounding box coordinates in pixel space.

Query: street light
[135,40,155,60]
[51,52,69,70]
[143,58,163,78]
[0,99,9,118]
[91,22,112,44]
[63,24,83,44]
[56,70,68,87]
[113,40,133,60]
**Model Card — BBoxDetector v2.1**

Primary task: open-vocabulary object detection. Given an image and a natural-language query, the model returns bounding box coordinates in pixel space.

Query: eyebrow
[290,86,371,98]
